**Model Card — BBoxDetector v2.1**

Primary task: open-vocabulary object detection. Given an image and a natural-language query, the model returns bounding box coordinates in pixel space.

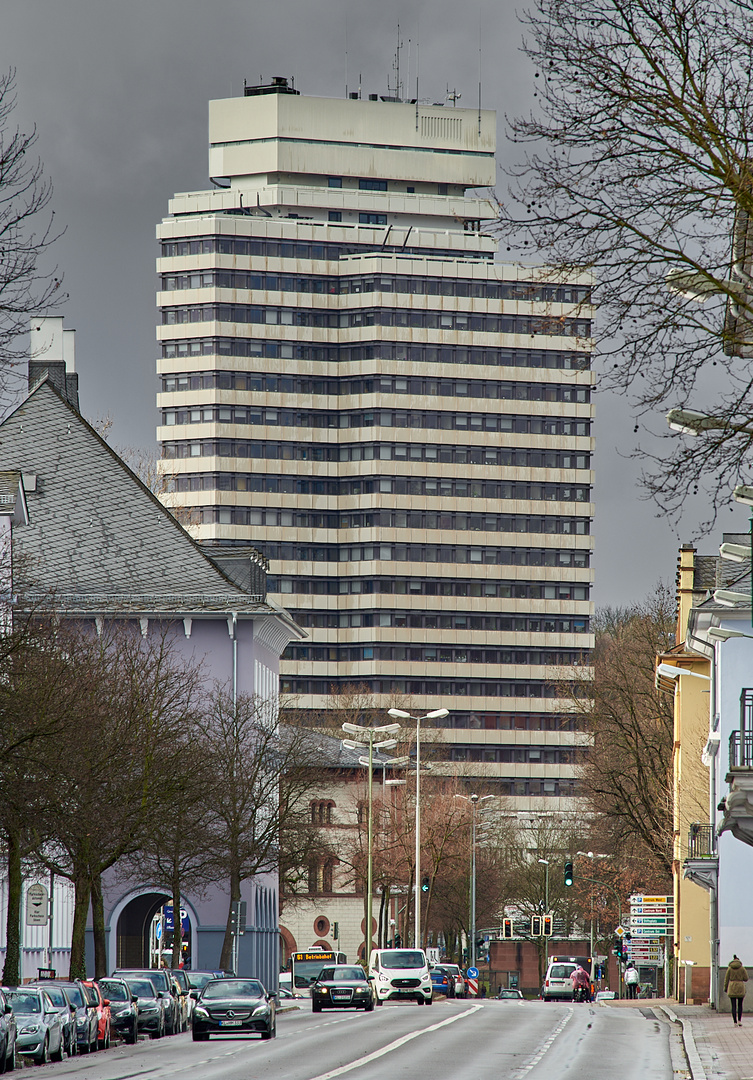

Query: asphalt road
[30,999,675,1080]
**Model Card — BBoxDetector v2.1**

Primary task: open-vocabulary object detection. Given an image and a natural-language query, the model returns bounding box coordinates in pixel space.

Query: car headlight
[192,1007,208,1019]
[20,1024,40,1034]
[318,987,328,994]
[76,1018,88,1029]
[355,988,368,994]
[252,1003,270,1016]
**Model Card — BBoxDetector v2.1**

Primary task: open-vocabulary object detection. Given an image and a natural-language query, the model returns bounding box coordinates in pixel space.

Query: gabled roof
[0,378,301,629]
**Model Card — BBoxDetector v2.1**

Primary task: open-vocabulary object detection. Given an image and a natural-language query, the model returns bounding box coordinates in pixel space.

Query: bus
[290,949,347,994]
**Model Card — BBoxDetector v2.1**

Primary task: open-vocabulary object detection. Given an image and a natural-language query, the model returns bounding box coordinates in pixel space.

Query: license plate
[219,1020,242,1026]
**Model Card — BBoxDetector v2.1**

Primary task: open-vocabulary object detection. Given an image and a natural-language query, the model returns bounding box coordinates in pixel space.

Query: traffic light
[564,860,574,887]
[543,915,553,937]
[531,915,542,936]
[503,918,513,939]
[333,921,339,940]
[421,876,430,893]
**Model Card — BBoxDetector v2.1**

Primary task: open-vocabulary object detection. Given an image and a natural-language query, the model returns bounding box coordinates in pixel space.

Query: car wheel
[365,1001,374,1012]
[260,1022,275,1040]
[426,997,433,1005]
[375,997,382,1006]
[90,1031,98,1053]
[35,1036,49,1067]
[51,1036,64,1064]
[192,1031,209,1042]
[126,1023,138,1045]
[5,1047,14,1072]
[0,1039,6,1075]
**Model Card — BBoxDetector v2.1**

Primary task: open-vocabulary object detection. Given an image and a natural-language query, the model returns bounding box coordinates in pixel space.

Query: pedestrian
[724,955,749,1026]
[624,962,640,999]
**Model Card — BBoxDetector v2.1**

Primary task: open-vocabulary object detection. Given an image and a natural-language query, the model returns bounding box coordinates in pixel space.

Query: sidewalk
[603,997,753,1080]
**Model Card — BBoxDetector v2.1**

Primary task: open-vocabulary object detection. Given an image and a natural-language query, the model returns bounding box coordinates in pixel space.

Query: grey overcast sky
[3,0,744,606]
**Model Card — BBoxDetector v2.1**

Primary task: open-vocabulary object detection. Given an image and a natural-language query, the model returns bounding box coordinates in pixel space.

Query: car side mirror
[4,1004,11,1015]
[189,990,199,1000]
[267,992,277,1001]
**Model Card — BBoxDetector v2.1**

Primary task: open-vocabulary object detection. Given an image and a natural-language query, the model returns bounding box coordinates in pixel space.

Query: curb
[656,1005,707,1080]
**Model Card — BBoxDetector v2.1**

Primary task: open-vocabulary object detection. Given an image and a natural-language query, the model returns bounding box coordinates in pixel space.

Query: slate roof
[0,379,300,624]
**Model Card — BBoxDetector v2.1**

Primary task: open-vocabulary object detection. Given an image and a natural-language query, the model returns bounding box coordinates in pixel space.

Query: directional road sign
[467,966,479,979]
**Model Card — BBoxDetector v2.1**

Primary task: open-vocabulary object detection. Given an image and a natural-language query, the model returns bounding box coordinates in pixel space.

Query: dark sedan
[98,979,138,1045]
[191,978,275,1041]
[312,966,374,1012]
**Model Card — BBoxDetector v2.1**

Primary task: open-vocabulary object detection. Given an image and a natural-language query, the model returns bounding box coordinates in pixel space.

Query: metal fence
[730,689,753,768]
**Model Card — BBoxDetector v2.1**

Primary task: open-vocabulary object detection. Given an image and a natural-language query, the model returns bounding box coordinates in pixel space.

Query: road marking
[513,1008,573,1077]
[305,1005,484,1080]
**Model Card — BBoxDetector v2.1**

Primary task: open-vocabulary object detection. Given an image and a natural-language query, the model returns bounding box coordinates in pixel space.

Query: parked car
[27,982,76,1058]
[112,969,179,1035]
[122,977,165,1040]
[98,978,138,1045]
[0,987,17,1071]
[7,988,64,1065]
[311,966,374,1012]
[169,969,193,1023]
[184,970,228,993]
[83,980,111,1050]
[40,979,98,1054]
[191,977,276,1041]
[438,963,466,998]
[429,966,453,998]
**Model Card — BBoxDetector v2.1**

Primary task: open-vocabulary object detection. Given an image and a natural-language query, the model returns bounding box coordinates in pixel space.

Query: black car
[122,978,165,1040]
[111,969,179,1035]
[0,987,16,1071]
[191,978,275,1041]
[312,966,374,1012]
[98,979,138,1045]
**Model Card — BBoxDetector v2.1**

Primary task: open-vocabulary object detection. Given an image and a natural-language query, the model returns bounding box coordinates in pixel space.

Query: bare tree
[561,584,677,873]
[0,68,64,384]
[500,0,753,524]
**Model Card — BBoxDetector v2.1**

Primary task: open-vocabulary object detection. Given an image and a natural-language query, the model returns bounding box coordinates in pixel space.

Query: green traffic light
[564,860,574,886]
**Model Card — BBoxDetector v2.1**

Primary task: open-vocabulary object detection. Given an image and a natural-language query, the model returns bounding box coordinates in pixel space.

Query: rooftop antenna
[478,10,483,136]
[388,23,404,100]
[345,10,349,98]
[446,84,461,107]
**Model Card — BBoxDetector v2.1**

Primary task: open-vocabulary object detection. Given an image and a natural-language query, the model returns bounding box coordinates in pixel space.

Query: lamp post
[387,708,449,948]
[580,874,623,999]
[537,859,550,968]
[342,722,400,961]
[454,793,494,966]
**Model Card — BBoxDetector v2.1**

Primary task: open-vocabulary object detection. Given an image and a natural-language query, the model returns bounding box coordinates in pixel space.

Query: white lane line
[305,1005,484,1080]
[513,1008,573,1077]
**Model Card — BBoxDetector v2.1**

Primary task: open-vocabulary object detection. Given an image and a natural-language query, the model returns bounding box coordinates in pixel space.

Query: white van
[368,948,433,1005]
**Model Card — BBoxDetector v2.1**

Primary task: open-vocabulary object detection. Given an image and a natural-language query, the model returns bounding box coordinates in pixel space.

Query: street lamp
[579,873,624,999]
[537,859,550,967]
[342,721,401,961]
[387,708,449,948]
[454,793,494,966]
[577,852,610,960]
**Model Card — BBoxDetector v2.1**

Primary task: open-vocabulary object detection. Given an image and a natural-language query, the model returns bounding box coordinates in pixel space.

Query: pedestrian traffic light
[421,876,430,893]
[531,915,542,936]
[503,918,513,939]
[543,915,553,937]
[564,860,574,887]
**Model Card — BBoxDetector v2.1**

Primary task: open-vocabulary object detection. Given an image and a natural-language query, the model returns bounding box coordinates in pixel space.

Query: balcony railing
[729,689,753,769]
[687,823,715,858]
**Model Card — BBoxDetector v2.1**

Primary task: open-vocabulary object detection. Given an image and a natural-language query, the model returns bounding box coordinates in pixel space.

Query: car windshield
[202,979,263,1000]
[84,986,99,1005]
[99,981,128,1002]
[319,967,366,983]
[186,972,216,990]
[59,985,85,1008]
[8,991,41,1014]
[499,990,519,998]
[37,986,64,1006]
[379,950,425,970]
[126,980,157,999]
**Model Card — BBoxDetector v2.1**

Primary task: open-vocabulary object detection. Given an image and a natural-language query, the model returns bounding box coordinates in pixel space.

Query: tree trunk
[170,874,182,970]
[90,871,107,978]
[2,831,22,986]
[219,868,241,972]
[68,870,91,979]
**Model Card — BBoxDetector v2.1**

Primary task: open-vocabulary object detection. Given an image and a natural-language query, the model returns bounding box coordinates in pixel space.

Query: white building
[156,78,594,808]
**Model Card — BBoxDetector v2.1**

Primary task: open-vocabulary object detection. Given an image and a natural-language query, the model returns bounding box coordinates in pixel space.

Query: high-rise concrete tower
[156,79,594,808]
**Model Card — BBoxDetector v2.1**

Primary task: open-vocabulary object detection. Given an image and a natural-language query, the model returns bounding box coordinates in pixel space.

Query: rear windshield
[59,985,85,1008]
[37,986,65,1006]
[550,964,576,979]
[378,950,425,970]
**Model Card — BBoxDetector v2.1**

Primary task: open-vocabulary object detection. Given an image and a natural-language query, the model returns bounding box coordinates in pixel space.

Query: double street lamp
[342,722,401,961]
[387,708,449,948]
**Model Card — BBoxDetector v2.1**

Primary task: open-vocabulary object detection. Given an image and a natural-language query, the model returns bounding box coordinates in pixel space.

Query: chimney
[29,317,80,410]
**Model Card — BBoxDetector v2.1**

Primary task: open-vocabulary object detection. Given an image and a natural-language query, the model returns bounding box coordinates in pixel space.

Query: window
[359,213,387,225]
[311,801,334,825]
[328,211,342,222]
[359,178,387,191]
[328,177,342,188]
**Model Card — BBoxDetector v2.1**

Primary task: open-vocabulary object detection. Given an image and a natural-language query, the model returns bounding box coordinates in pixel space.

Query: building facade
[156,80,594,807]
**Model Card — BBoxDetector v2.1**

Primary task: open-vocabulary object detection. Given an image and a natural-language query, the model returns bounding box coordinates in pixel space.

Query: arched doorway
[116,892,168,968]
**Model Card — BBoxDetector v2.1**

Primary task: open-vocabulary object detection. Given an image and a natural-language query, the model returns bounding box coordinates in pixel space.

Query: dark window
[328,211,342,222]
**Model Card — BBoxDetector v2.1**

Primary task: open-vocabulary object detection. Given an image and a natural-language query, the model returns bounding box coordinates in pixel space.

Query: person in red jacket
[571,966,591,1002]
